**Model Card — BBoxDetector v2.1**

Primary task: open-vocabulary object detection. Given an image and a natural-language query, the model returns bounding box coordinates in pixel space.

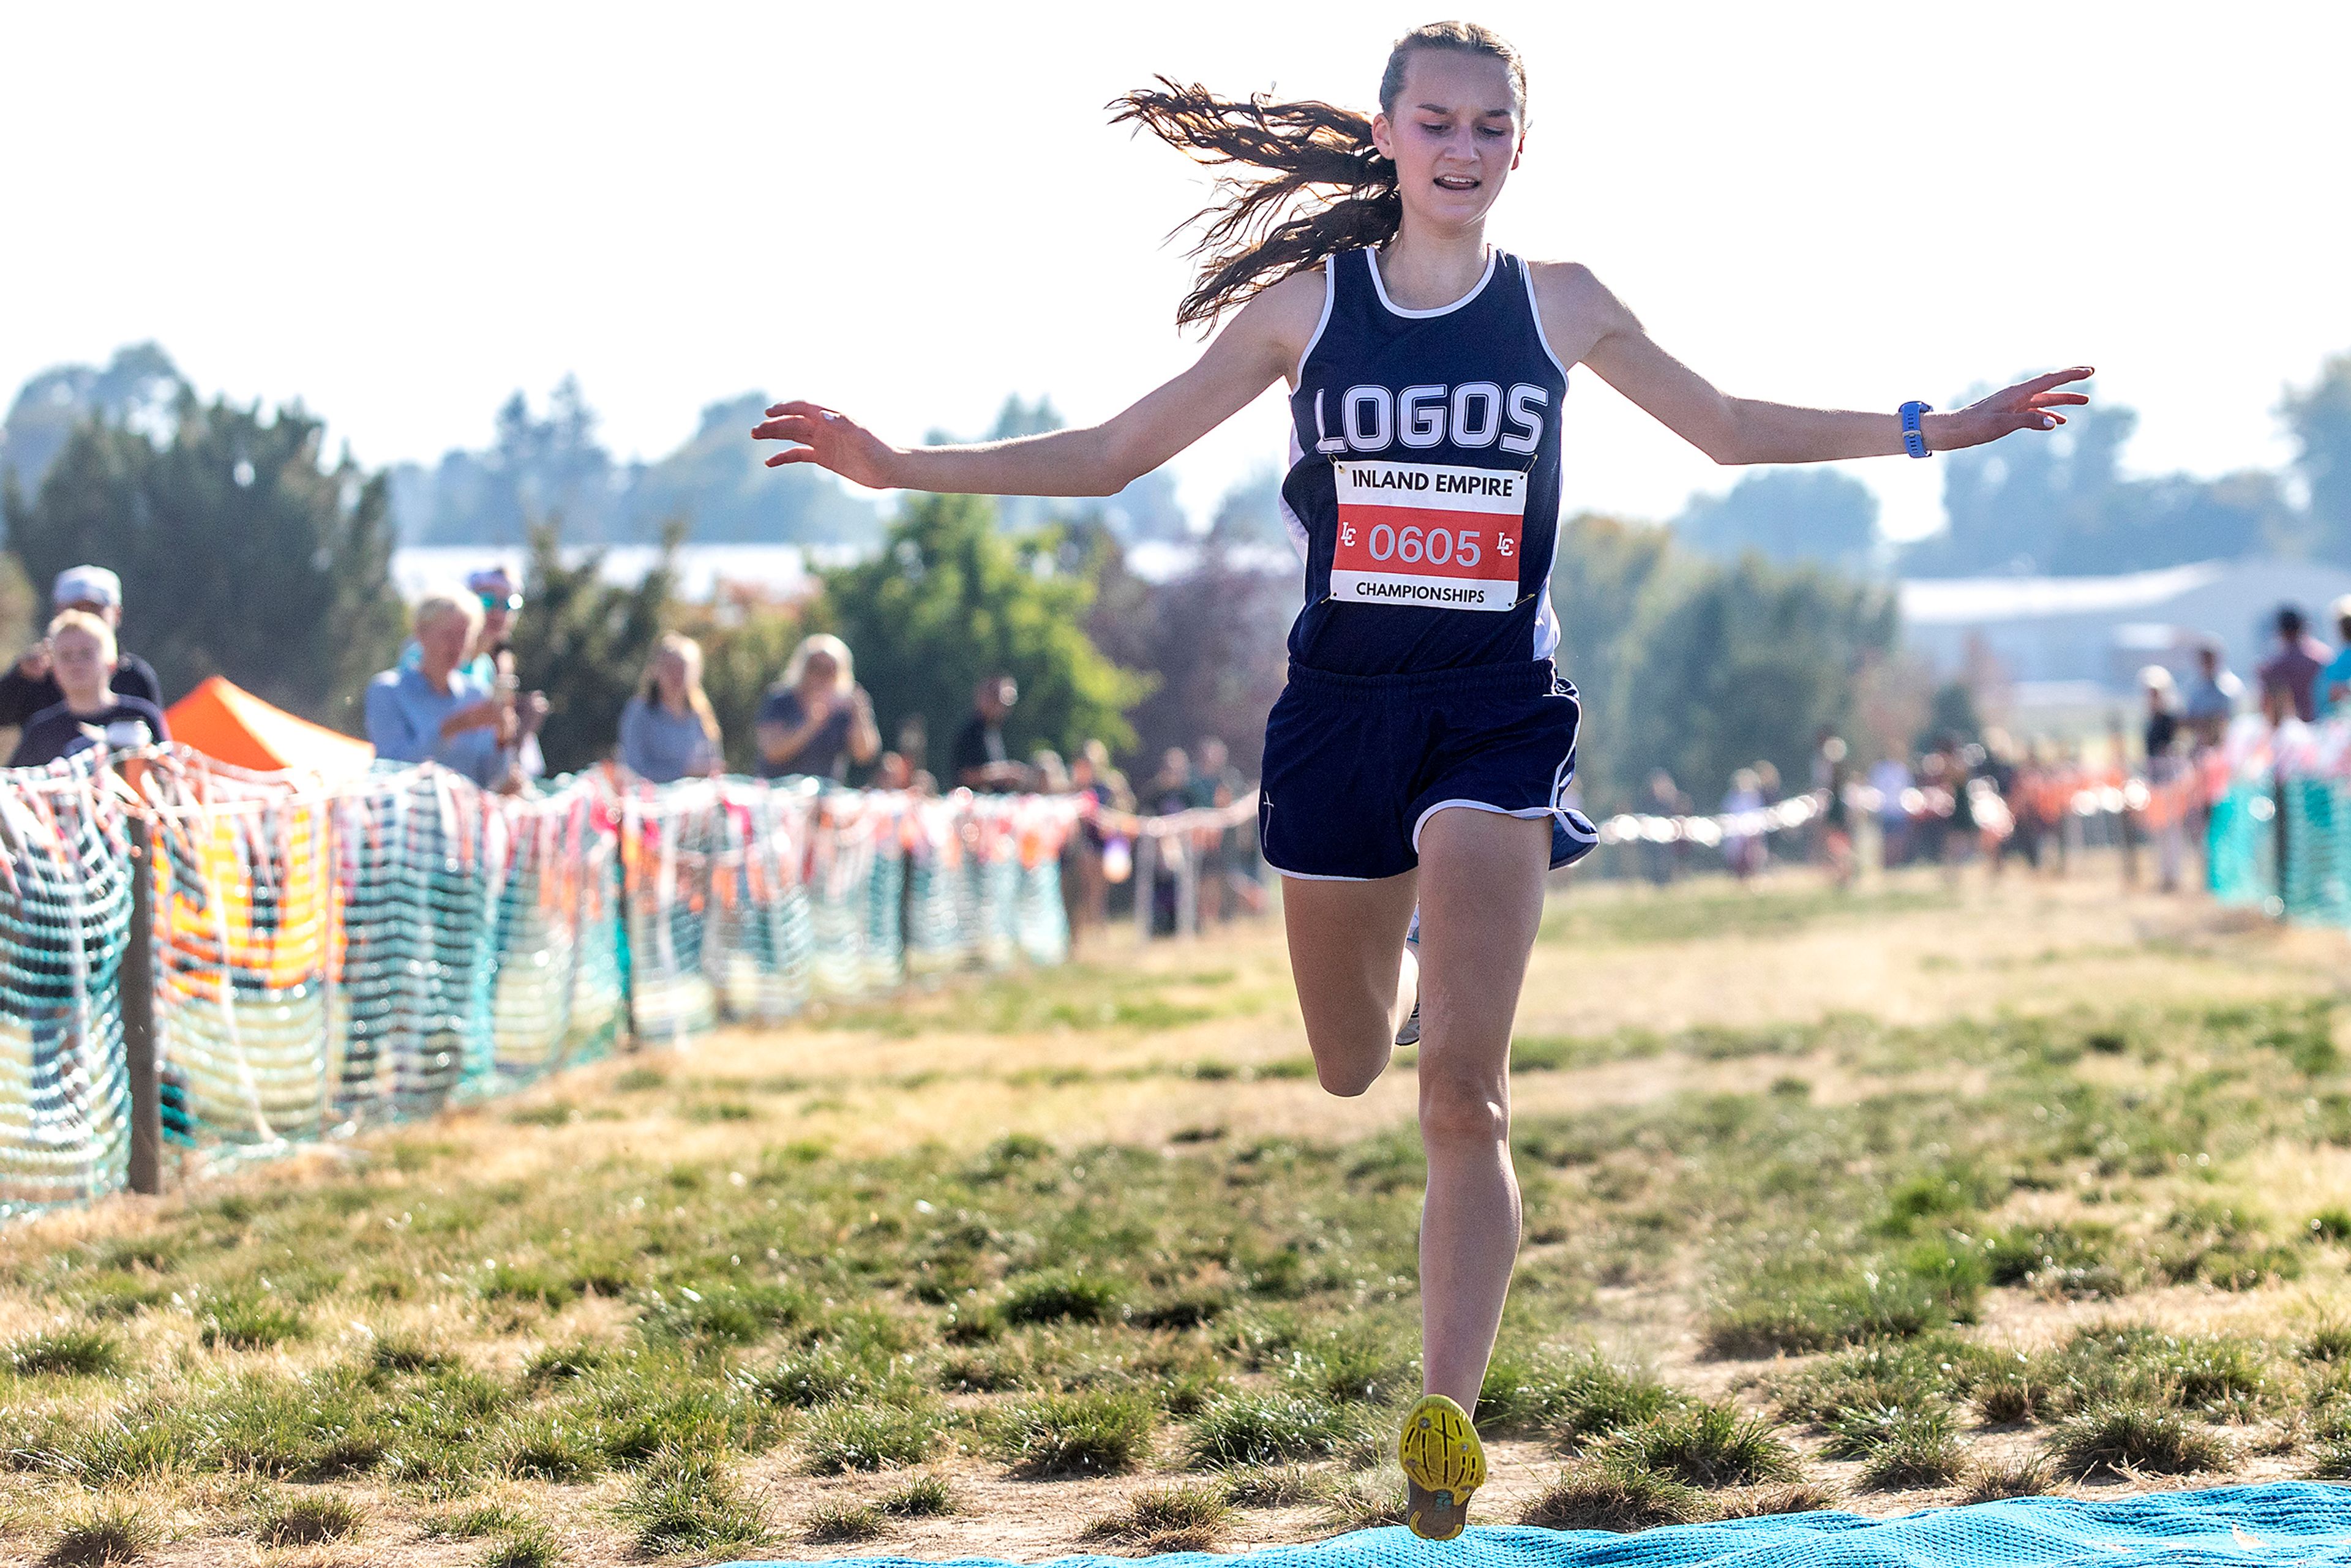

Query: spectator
[0,566,163,735]
[1032,748,1071,794]
[2181,640,2242,749]
[1868,748,1914,868]
[1190,737,1245,922]
[467,566,549,785]
[2256,605,2330,724]
[757,633,880,782]
[2140,664,2187,893]
[1815,735,1856,888]
[364,588,509,787]
[1641,768,1687,886]
[2322,598,2351,718]
[7,610,170,767]
[951,673,1030,792]
[1067,741,1135,939]
[620,632,724,783]
[1720,767,1765,882]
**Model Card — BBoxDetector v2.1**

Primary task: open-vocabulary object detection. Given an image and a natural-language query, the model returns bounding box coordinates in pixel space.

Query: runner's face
[1372,52,1522,230]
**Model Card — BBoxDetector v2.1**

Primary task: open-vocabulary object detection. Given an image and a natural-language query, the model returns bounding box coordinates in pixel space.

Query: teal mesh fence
[0,757,133,1220]
[1,746,1096,1217]
[741,1482,2351,1568]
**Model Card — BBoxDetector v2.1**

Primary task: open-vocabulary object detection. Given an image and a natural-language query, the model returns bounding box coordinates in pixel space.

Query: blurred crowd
[1640,601,2343,896]
[362,573,1265,948]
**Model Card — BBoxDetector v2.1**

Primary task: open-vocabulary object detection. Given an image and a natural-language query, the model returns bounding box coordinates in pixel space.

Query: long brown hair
[1111,21,1528,331]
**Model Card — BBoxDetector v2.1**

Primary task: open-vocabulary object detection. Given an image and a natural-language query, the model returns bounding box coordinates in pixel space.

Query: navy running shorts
[1257,659,1600,882]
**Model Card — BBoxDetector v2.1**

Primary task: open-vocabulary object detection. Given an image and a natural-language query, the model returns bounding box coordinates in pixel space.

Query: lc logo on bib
[1330,459,1524,612]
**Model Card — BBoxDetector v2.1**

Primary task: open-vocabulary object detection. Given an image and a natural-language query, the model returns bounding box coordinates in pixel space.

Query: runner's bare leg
[1411,807,1549,1409]
[1283,873,1419,1096]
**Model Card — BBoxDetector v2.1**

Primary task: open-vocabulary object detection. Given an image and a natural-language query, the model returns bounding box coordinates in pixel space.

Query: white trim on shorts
[1411,798,1581,856]
[1268,861,1384,883]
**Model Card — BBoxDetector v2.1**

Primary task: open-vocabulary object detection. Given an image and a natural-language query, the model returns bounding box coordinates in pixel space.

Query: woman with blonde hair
[620,632,724,783]
[757,631,879,781]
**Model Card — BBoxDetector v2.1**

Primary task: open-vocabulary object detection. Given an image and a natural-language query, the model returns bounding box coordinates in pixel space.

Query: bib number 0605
[1348,522,1492,568]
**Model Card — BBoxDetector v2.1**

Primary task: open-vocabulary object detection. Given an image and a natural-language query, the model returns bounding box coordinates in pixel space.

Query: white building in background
[1900,557,2351,708]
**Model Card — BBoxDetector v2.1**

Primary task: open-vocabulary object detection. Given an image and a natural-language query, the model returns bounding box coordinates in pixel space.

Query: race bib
[1330,459,1524,612]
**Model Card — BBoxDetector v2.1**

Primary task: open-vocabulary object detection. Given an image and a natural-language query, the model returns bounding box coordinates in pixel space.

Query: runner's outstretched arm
[1532,261,2091,465]
[749,273,1322,497]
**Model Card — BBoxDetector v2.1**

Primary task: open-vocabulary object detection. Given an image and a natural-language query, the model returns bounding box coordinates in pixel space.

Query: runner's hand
[752,402,895,487]
[1929,368,2093,453]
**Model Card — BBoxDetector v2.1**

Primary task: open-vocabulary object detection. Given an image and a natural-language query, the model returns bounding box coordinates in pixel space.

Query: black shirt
[951,711,1010,789]
[2145,710,2181,759]
[0,650,163,729]
[9,696,170,767]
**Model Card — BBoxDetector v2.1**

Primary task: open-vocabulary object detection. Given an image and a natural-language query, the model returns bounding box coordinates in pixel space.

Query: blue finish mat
[737,1483,2351,1567]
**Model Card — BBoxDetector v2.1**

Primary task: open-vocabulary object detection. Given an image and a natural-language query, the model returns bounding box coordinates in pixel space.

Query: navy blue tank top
[1278,247,1570,677]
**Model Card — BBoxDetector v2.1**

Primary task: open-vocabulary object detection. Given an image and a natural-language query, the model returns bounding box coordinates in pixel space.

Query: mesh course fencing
[744,1481,2351,1568]
[2205,715,2351,921]
[0,745,1086,1221]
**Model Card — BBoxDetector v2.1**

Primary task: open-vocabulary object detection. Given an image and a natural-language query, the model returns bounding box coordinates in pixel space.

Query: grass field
[5,860,2351,1565]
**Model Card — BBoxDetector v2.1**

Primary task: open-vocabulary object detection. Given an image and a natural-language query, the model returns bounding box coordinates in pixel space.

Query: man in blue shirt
[2320,599,2351,719]
[365,590,509,787]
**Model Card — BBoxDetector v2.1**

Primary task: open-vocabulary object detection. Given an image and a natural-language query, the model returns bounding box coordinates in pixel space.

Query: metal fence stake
[122,814,163,1196]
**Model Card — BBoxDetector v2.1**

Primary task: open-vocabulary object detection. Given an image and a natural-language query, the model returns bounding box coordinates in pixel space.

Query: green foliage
[1480,1346,1678,1441]
[1609,1403,1801,1488]
[801,1401,942,1472]
[1002,1267,1125,1325]
[613,1444,770,1556]
[1083,1482,1232,1550]
[4,391,403,721]
[199,1292,307,1351]
[1605,551,1897,809]
[8,1326,124,1378]
[2045,1401,2232,1479]
[823,493,1146,763]
[1187,1392,1364,1468]
[505,519,679,772]
[805,1501,888,1544]
[1519,1457,1708,1531]
[42,1498,156,1567]
[875,1473,961,1517]
[1674,467,1878,573]
[253,1491,364,1547]
[991,1390,1158,1476]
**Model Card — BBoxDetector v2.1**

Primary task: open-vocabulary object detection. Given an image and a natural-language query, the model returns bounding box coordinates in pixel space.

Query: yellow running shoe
[1397,1392,1485,1541]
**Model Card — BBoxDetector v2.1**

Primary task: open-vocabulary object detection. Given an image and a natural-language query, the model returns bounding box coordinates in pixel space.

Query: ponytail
[1114,21,1528,331]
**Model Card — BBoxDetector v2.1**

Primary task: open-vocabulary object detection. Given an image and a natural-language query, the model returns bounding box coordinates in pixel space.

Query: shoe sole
[1398,1393,1484,1540]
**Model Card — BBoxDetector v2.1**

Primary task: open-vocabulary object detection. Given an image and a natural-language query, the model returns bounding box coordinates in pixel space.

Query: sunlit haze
[6,2,2349,544]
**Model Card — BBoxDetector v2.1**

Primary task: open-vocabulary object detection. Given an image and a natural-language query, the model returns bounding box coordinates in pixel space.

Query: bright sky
[6,2,2349,543]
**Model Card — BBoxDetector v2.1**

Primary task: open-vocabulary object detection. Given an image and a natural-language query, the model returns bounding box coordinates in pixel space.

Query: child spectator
[7,610,169,767]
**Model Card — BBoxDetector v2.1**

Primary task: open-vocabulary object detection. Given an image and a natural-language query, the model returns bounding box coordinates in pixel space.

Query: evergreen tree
[4,393,403,726]
[2283,353,2351,565]
[1673,467,1880,572]
[823,493,1146,765]
[503,519,680,773]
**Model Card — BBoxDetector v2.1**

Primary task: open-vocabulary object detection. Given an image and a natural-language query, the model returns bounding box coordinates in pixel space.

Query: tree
[1608,555,1897,809]
[0,342,186,502]
[1673,467,1880,573]
[503,519,680,773]
[822,493,1146,766]
[2282,353,2351,565]
[1903,381,2295,576]
[4,393,403,726]
[1545,512,1683,809]
[1082,522,1289,774]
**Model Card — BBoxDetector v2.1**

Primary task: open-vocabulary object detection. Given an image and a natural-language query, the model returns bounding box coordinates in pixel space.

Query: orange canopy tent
[164,676,376,778]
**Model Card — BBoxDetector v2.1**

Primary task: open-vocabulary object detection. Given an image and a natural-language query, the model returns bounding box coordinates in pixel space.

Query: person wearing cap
[0,566,164,732]
[400,564,548,786]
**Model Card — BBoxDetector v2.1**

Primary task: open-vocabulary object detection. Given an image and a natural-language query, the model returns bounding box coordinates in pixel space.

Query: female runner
[754,20,2087,1537]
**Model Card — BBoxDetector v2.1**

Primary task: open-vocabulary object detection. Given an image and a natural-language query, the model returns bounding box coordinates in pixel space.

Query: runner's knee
[1418,1070,1509,1146]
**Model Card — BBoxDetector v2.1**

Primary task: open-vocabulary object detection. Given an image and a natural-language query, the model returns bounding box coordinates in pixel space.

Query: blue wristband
[1900,400,1933,459]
